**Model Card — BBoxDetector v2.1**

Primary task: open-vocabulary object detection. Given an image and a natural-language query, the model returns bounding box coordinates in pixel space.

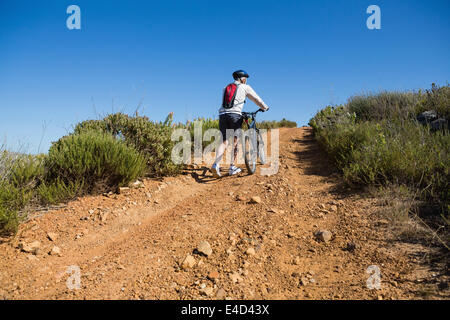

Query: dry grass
[372,184,449,250]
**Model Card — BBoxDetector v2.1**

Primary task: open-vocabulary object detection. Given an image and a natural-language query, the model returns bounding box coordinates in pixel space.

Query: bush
[0,152,45,235]
[415,83,450,119]
[44,130,146,196]
[309,84,450,212]
[0,184,23,235]
[259,118,297,129]
[37,178,85,205]
[348,91,419,122]
[342,121,449,203]
[74,113,180,176]
[8,154,45,189]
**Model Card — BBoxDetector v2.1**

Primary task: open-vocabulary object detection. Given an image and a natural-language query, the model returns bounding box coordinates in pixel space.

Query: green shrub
[75,113,180,176]
[259,118,297,129]
[8,154,45,189]
[348,91,419,122]
[309,84,450,212]
[342,121,449,202]
[38,178,85,205]
[309,105,355,133]
[0,153,46,235]
[44,130,146,196]
[0,184,22,235]
[415,83,450,119]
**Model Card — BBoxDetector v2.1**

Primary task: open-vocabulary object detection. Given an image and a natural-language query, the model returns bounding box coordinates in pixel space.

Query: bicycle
[242,109,267,174]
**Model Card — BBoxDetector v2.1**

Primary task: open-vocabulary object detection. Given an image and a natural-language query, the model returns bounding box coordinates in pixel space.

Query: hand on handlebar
[260,107,269,112]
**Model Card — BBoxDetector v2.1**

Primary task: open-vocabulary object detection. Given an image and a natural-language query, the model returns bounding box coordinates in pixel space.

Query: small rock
[27,254,39,261]
[329,205,338,212]
[130,180,144,188]
[19,241,41,254]
[199,287,214,296]
[314,230,332,243]
[230,272,243,283]
[208,271,220,281]
[196,241,213,257]
[250,196,262,204]
[299,277,309,286]
[49,246,61,256]
[117,187,130,194]
[216,288,226,299]
[417,110,437,125]
[47,232,58,242]
[236,195,247,201]
[287,232,296,238]
[245,247,256,256]
[181,255,196,269]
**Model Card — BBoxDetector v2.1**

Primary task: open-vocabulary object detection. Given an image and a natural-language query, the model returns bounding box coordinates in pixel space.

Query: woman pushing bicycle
[211,70,270,177]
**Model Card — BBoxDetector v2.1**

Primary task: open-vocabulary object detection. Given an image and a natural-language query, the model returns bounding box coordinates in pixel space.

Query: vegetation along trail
[0,127,448,299]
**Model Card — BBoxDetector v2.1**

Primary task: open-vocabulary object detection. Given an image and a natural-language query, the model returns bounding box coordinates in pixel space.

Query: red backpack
[222,83,240,109]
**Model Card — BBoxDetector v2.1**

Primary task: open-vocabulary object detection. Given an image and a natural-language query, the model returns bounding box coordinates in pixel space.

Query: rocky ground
[0,127,448,300]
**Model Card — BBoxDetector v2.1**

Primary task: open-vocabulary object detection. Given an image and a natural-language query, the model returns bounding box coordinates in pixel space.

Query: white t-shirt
[219,81,269,115]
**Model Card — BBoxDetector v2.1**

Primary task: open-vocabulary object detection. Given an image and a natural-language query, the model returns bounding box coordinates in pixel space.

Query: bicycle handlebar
[242,108,267,117]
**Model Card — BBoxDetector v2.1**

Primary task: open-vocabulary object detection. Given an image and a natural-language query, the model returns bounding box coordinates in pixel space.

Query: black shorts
[219,113,243,141]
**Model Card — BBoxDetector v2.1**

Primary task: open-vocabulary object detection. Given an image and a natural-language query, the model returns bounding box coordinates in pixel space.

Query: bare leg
[213,140,229,166]
[231,136,239,166]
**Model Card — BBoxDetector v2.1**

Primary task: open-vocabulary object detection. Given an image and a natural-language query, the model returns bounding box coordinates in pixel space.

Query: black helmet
[232,70,250,80]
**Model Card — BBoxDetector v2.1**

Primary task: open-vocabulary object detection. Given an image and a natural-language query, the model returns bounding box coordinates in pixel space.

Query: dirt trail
[0,127,447,300]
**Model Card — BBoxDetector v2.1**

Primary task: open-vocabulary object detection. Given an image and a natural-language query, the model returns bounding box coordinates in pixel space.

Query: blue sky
[0,0,449,153]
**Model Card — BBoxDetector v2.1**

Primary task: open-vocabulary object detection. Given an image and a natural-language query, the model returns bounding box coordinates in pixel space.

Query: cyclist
[211,70,269,177]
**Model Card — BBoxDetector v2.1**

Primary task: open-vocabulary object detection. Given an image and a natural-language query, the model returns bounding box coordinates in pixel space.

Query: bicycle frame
[242,109,263,132]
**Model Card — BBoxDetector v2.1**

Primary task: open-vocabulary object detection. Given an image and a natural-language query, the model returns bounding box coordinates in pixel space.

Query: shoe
[229,165,242,176]
[211,163,221,177]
